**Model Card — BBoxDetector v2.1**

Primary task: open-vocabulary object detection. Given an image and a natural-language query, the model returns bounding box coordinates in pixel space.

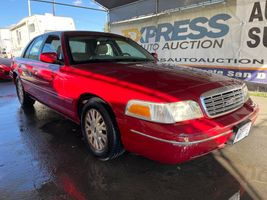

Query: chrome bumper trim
[130,129,232,146]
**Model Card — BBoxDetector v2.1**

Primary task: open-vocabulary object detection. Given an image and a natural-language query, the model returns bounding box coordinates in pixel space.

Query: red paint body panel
[0,64,11,80]
[11,31,259,164]
[119,99,258,164]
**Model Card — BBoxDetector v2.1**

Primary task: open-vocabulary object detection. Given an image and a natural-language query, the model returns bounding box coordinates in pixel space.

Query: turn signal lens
[127,104,151,119]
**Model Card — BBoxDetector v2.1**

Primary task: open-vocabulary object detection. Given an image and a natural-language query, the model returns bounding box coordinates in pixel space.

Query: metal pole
[156,0,159,14]
[52,0,55,16]
[28,0,32,16]
[106,10,110,32]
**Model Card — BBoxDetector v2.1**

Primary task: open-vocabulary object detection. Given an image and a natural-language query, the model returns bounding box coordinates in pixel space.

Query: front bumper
[119,98,259,164]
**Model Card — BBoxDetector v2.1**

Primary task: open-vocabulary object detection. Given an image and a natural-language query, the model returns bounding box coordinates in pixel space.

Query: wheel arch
[78,93,125,159]
[77,93,118,123]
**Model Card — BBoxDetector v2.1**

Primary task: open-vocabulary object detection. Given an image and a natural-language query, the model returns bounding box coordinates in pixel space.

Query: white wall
[0,29,12,57]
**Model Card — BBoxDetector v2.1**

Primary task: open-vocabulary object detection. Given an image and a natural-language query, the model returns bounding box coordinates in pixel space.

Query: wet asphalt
[0,80,266,200]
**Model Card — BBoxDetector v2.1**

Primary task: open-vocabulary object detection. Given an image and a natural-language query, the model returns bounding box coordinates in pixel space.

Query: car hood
[74,62,243,101]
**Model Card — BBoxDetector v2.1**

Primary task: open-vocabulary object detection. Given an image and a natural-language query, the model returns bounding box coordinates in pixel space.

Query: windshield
[67,35,155,64]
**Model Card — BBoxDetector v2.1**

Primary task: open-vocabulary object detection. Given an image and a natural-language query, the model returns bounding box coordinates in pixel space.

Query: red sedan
[11,31,259,164]
[0,58,11,80]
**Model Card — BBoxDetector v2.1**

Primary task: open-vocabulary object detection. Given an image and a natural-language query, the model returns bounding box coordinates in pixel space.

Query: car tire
[15,77,35,107]
[81,98,124,160]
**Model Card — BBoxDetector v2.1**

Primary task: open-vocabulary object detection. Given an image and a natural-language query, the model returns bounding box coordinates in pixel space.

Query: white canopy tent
[94,0,226,23]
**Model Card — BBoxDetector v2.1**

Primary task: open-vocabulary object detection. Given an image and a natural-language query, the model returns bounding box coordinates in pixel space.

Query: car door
[17,35,45,97]
[17,34,73,117]
[37,34,69,113]
[17,34,62,109]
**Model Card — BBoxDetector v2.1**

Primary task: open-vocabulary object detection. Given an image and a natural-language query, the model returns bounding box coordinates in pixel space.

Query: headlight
[125,100,203,124]
[242,84,249,102]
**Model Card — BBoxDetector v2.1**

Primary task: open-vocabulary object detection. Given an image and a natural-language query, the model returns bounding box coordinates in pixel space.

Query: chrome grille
[201,85,247,118]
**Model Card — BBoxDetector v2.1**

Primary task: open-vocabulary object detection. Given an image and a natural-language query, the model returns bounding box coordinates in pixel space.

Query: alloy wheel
[84,109,108,152]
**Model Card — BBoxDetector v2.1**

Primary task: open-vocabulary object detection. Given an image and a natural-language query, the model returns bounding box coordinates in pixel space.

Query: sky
[0,0,107,31]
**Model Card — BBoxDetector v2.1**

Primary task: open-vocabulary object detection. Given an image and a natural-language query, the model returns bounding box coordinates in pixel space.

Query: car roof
[42,31,125,38]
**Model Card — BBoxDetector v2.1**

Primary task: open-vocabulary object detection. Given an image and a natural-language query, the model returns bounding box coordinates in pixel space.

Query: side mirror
[40,52,58,64]
[151,52,158,61]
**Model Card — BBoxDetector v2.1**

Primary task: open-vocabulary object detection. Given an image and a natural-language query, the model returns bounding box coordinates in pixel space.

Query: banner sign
[110,0,267,84]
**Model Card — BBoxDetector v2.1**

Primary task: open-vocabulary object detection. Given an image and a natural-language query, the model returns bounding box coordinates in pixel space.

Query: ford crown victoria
[11,31,259,164]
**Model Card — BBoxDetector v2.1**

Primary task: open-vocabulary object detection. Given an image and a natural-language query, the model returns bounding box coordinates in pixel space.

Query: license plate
[233,121,252,144]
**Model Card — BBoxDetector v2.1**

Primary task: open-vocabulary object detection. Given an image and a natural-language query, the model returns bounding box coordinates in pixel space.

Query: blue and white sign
[111,0,267,84]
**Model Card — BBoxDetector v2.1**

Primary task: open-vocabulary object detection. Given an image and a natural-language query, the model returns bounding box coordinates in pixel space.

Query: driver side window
[42,35,63,61]
[24,36,44,60]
